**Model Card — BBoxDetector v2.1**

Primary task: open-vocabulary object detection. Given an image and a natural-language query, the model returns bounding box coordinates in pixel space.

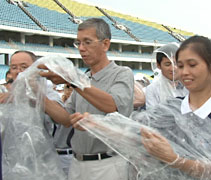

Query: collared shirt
[132,97,211,179]
[181,94,211,119]
[66,61,134,154]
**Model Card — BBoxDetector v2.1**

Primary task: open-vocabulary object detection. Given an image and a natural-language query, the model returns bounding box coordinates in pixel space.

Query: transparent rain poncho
[0,55,91,180]
[77,98,211,180]
[149,43,188,105]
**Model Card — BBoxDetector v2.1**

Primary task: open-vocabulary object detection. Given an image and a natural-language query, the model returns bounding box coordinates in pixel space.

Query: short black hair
[156,52,167,65]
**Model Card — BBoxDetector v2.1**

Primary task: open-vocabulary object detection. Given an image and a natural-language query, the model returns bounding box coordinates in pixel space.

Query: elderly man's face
[76,27,109,68]
[10,52,34,80]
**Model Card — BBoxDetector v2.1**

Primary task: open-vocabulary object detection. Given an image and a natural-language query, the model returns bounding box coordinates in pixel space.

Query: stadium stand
[0,0,194,42]
[0,65,9,80]
[0,0,195,80]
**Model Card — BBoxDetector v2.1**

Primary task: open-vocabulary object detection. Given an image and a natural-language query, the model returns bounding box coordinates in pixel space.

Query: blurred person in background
[5,70,13,91]
[0,70,13,93]
[145,43,188,109]
[0,50,72,177]
[133,74,150,111]
[62,84,74,103]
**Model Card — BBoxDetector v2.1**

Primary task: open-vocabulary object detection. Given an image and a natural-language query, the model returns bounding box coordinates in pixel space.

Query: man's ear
[102,39,110,52]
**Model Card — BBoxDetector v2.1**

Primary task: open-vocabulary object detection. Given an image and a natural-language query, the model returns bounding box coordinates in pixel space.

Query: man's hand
[69,112,90,131]
[38,64,66,85]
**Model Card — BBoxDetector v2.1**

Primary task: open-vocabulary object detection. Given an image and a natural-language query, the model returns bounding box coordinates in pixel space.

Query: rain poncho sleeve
[0,55,90,180]
[77,98,211,180]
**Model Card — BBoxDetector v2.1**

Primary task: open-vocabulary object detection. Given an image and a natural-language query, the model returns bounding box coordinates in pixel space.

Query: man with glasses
[39,18,134,180]
[9,50,37,80]
[0,51,37,102]
[0,50,73,177]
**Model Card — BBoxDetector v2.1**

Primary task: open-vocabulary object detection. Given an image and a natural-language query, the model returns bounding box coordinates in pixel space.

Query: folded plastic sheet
[37,55,91,90]
[0,55,91,180]
[78,98,211,180]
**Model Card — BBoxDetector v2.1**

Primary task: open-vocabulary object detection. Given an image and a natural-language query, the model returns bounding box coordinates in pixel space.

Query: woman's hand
[141,128,178,165]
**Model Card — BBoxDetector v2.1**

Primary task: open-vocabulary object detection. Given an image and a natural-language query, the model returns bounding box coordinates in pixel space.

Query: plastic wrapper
[78,98,211,180]
[0,55,91,180]
[37,55,90,90]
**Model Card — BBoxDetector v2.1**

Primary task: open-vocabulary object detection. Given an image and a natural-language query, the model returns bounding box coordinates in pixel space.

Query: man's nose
[78,43,86,51]
[18,66,25,72]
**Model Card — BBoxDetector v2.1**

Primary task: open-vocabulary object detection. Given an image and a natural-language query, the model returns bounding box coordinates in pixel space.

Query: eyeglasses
[73,39,102,49]
[10,64,29,72]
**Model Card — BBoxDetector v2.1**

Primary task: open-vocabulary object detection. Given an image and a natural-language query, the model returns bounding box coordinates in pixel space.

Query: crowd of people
[0,17,210,180]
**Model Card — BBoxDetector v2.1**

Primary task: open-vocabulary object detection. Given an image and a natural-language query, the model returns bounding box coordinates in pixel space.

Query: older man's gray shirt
[65,61,134,154]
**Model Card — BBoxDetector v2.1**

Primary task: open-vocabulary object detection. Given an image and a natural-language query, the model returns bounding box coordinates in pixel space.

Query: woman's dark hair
[175,35,211,71]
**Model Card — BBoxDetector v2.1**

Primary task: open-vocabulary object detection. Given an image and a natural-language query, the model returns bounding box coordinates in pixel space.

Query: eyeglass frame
[73,38,104,49]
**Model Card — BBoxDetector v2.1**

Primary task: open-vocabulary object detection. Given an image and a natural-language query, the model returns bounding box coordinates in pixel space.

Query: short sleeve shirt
[66,61,134,154]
